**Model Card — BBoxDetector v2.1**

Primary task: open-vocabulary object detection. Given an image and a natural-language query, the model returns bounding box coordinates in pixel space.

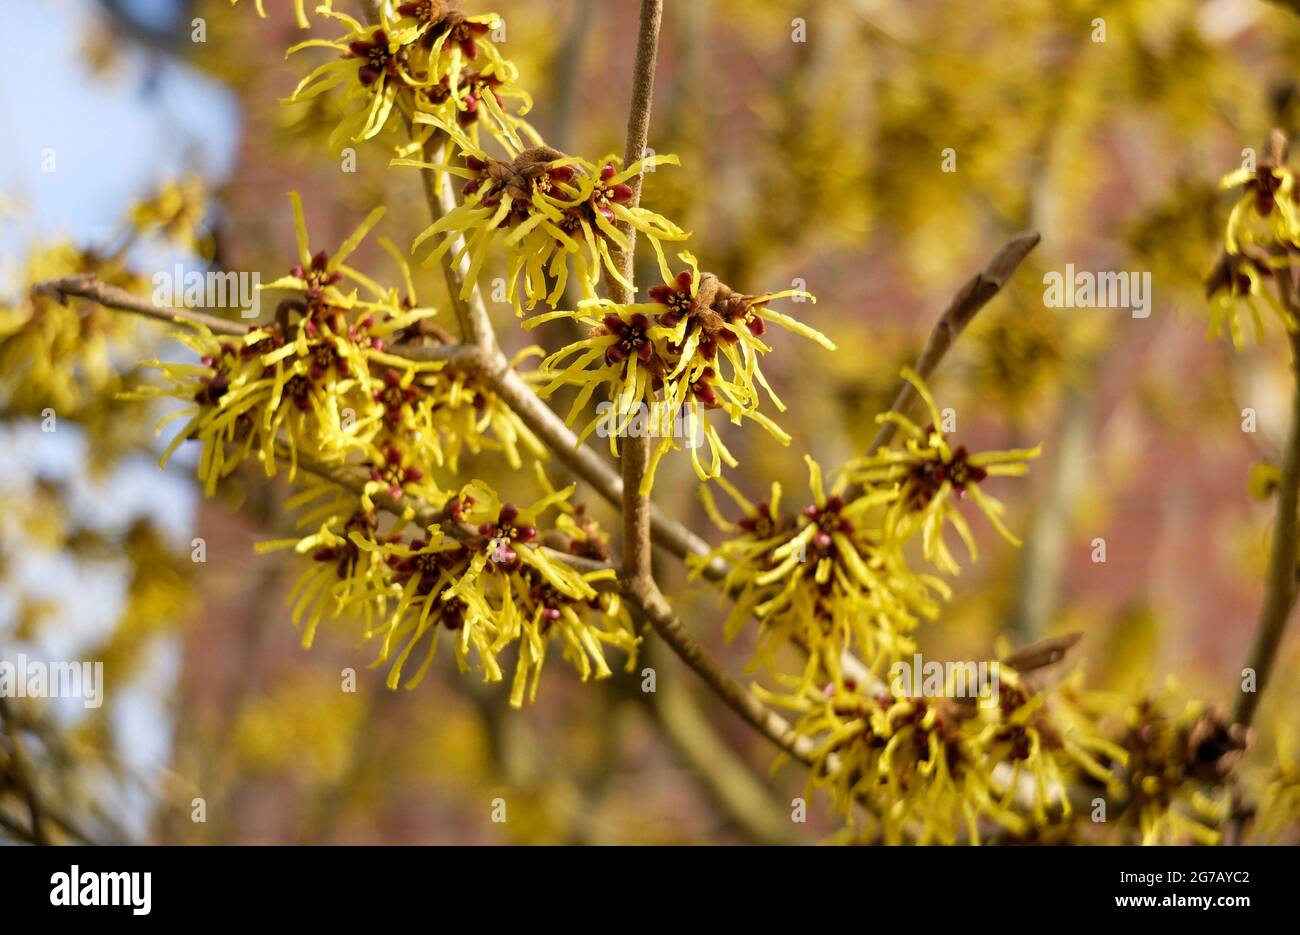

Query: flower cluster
[697,371,1037,687]
[259,480,639,706]
[277,2,837,495]
[762,673,1123,845]
[1205,130,1300,347]
[285,4,530,154]
[528,253,834,490]
[699,464,944,686]
[133,193,537,499]
[844,367,1040,575]
[398,143,686,312]
[1088,691,1248,845]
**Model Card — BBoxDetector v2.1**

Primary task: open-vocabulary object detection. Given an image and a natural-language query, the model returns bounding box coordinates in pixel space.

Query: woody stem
[1235,264,1300,729]
[614,0,662,586]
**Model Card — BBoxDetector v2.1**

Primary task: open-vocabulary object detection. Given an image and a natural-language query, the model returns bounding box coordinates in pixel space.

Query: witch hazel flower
[395,139,685,313]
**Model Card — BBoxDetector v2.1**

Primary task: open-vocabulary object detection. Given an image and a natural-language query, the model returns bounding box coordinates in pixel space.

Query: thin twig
[621,579,818,764]
[0,697,49,845]
[615,0,663,585]
[1234,265,1300,729]
[865,231,1041,456]
[593,0,816,783]
[415,129,496,351]
[35,275,248,337]
[638,644,799,844]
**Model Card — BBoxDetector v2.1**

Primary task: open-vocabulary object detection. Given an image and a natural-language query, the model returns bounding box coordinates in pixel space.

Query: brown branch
[638,643,799,844]
[1235,266,1300,729]
[866,231,1041,456]
[601,5,798,779]
[621,579,817,764]
[413,127,496,351]
[615,0,664,585]
[37,273,469,364]
[35,275,248,337]
[0,697,49,846]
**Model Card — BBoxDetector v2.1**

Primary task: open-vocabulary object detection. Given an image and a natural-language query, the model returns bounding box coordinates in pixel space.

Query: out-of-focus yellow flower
[1220,138,1300,256]
[1,246,142,414]
[1247,459,1281,502]
[128,176,213,259]
[1205,134,1300,348]
[231,0,332,30]
[1203,248,1292,350]
[1256,730,1300,841]
[1117,695,1242,845]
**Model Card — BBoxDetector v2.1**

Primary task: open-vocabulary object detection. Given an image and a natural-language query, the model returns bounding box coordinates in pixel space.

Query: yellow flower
[1204,133,1300,349]
[127,176,213,259]
[396,144,684,313]
[1108,691,1243,845]
[525,253,832,490]
[281,4,533,155]
[761,672,1122,844]
[399,144,586,301]
[696,458,948,685]
[285,10,422,151]
[1255,730,1300,841]
[1219,137,1300,256]
[1,245,141,414]
[256,481,392,648]
[131,194,451,494]
[390,1,533,155]
[1203,247,1293,349]
[845,367,1040,575]
[279,480,640,705]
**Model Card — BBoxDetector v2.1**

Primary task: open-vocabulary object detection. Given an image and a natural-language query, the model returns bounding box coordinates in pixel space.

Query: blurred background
[1,0,1299,844]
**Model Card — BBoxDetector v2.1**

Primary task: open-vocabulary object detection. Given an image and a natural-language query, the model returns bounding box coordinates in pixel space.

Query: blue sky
[1,0,243,840]
[0,0,240,253]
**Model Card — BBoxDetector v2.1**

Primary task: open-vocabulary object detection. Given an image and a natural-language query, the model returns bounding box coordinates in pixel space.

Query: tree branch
[34,275,248,337]
[615,0,663,585]
[1235,264,1300,728]
[621,579,818,764]
[866,231,1041,456]
[0,697,49,846]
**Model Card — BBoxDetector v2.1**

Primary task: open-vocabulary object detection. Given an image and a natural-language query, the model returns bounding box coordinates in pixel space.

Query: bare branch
[622,579,818,764]
[866,231,1041,456]
[1235,263,1300,728]
[615,0,664,585]
[36,274,248,337]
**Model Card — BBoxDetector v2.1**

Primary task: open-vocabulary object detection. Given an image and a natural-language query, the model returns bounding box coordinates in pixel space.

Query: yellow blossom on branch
[845,367,1040,575]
